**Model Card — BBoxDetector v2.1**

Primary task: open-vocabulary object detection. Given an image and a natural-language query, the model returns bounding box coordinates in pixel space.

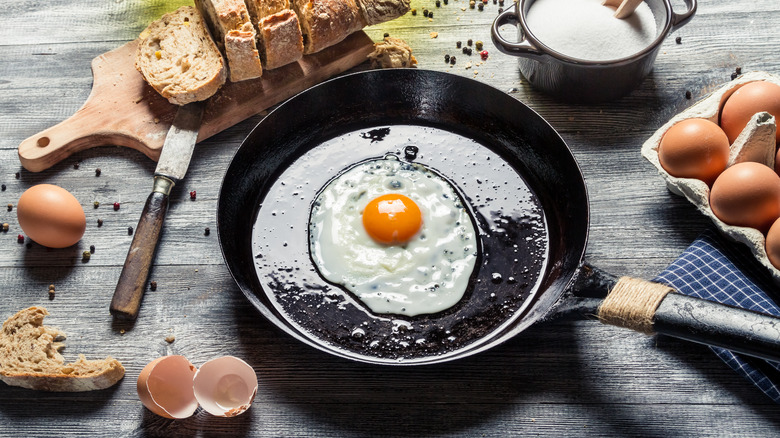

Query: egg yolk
[362,194,422,244]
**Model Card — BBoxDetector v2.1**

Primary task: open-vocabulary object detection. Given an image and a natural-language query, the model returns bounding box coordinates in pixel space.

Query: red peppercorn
[190,190,197,200]
[113,202,120,211]
[480,50,489,60]
[17,234,24,244]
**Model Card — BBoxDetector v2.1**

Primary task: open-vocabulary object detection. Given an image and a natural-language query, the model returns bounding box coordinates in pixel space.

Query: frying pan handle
[598,277,780,362]
[671,0,697,33]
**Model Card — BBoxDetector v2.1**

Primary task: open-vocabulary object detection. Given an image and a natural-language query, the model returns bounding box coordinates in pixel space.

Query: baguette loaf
[292,0,366,54]
[0,307,125,392]
[356,0,410,26]
[245,0,291,22]
[257,10,305,69]
[195,0,264,81]
[135,6,226,105]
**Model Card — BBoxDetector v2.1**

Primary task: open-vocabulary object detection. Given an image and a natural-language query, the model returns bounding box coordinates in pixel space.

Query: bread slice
[291,0,366,54]
[0,307,125,392]
[135,6,226,105]
[257,10,304,69]
[356,0,410,26]
[195,0,264,81]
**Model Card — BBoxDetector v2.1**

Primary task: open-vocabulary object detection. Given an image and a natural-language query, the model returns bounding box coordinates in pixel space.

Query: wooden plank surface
[1,0,780,436]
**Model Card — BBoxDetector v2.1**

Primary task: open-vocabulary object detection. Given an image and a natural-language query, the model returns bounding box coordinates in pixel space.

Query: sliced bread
[135,6,226,105]
[292,0,366,54]
[257,10,305,69]
[195,0,264,81]
[0,307,125,392]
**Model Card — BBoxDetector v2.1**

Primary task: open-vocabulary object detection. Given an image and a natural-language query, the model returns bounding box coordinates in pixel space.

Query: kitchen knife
[110,100,206,320]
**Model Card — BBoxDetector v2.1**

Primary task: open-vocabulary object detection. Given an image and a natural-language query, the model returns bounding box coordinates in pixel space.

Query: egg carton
[641,71,780,283]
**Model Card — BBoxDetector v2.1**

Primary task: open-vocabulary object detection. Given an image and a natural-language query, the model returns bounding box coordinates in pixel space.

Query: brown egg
[17,184,86,248]
[137,356,198,419]
[710,162,780,232]
[766,218,780,270]
[658,118,730,185]
[720,81,780,144]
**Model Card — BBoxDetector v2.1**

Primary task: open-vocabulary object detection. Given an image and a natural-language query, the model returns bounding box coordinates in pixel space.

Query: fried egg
[308,156,478,317]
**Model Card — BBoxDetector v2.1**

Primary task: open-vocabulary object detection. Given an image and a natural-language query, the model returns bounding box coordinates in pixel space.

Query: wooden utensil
[17,31,375,172]
[603,0,644,18]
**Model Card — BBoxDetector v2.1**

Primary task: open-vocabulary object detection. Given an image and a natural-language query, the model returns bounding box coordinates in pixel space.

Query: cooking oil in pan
[251,125,549,362]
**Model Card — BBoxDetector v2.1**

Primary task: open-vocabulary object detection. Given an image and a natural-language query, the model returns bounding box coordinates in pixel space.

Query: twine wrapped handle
[595,276,780,362]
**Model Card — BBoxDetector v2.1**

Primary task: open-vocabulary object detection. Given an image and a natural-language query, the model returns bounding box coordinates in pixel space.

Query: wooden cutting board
[18,31,375,172]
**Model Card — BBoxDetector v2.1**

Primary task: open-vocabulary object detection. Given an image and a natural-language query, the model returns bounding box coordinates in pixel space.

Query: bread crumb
[368,37,418,69]
[430,32,438,38]
[165,335,175,343]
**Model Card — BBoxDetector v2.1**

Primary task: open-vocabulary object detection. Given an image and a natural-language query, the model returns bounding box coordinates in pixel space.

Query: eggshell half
[137,356,199,419]
[192,356,258,417]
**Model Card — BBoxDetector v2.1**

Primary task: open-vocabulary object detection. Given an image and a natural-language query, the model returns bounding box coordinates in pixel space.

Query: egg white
[308,157,478,316]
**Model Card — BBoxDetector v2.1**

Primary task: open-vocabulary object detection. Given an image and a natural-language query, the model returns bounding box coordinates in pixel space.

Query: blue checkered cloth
[654,228,780,403]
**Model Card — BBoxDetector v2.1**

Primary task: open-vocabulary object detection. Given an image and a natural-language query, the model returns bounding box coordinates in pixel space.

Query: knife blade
[109,101,206,320]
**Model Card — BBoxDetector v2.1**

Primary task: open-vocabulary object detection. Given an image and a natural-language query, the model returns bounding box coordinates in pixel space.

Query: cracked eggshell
[193,356,258,417]
[137,355,199,419]
[641,71,780,283]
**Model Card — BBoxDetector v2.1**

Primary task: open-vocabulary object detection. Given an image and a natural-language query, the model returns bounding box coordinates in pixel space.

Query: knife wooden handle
[110,177,173,320]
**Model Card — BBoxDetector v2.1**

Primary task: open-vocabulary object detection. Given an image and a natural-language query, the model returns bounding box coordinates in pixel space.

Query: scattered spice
[1,184,5,191]
[113,202,120,211]
[7,204,12,212]
[48,285,55,300]
[450,55,456,65]
[26,242,31,249]
[456,41,462,48]
[128,226,134,235]
[480,50,489,60]
[499,0,504,6]
[120,329,126,335]
[93,201,100,209]
[467,39,473,46]
[17,234,24,244]
[150,281,157,291]
[498,7,503,12]
[15,172,20,179]
[463,47,473,55]
[165,335,176,344]
[423,8,429,16]
[383,32,389,38]
[189,190,197,200]
[49,284,55,291]
[444,54,450,63]
[435,0,441,6]
[73,162,80,170]
[95,168,101,177]
[478,2,483,10]
[411,8,417,15]
[90,244,96,253]
[2,223,8,232]
[675,36,681,44]
[82,251,91,261]
[469,0,475,8]
[685,90,692,99]
[736,67,742,74]
[475,40,484,51]
[97,218,104,227]
[428,11,433,18]
[430,31,438,38]
[731,72,738,80]
[204,227,210,236]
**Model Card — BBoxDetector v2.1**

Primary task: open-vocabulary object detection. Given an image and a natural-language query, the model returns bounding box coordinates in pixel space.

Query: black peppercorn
[736,67,742,74]
[90,244,95,253]
[150,281,157,291]
[73,162,80,169]
[95,168,101,176]
[478,3,483,10]
[1,184,5,191]
[456,41,462,48]
[436,0,441,6]
[444,54,450,63]
[411,8,417,15]
[15,172,20,179]
[685,90,692,99]
[383,32,389,38]
[128,226,134,235]
[97,218,103,227]
[204,227,211,236]
[731,72,738,80]
[444,0,448,4]
[428,11,433,18]
[675,36,681,44]
[93,201,100,209]
[450,56,456,65]
[467,39,473,46]
[423,8,429,16]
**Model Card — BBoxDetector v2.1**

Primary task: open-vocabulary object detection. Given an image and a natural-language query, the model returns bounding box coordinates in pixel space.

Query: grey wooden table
[2,0,780,436]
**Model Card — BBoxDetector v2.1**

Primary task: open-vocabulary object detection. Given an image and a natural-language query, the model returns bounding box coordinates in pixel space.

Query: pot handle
[670,0,697,32]
[490,5,544,58]
[598,276,780,362]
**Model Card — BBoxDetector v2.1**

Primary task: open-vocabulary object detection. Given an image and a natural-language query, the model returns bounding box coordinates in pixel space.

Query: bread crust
[258,10,304,69]
[0,307,125,392]
[356,0,410,26]
[195,0,263,81]
[135,6,226,105]
[245,0,291,21]
[292,0,366,54]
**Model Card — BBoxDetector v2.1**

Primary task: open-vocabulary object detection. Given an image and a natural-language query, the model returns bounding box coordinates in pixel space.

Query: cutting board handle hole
[36,137,50,147]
